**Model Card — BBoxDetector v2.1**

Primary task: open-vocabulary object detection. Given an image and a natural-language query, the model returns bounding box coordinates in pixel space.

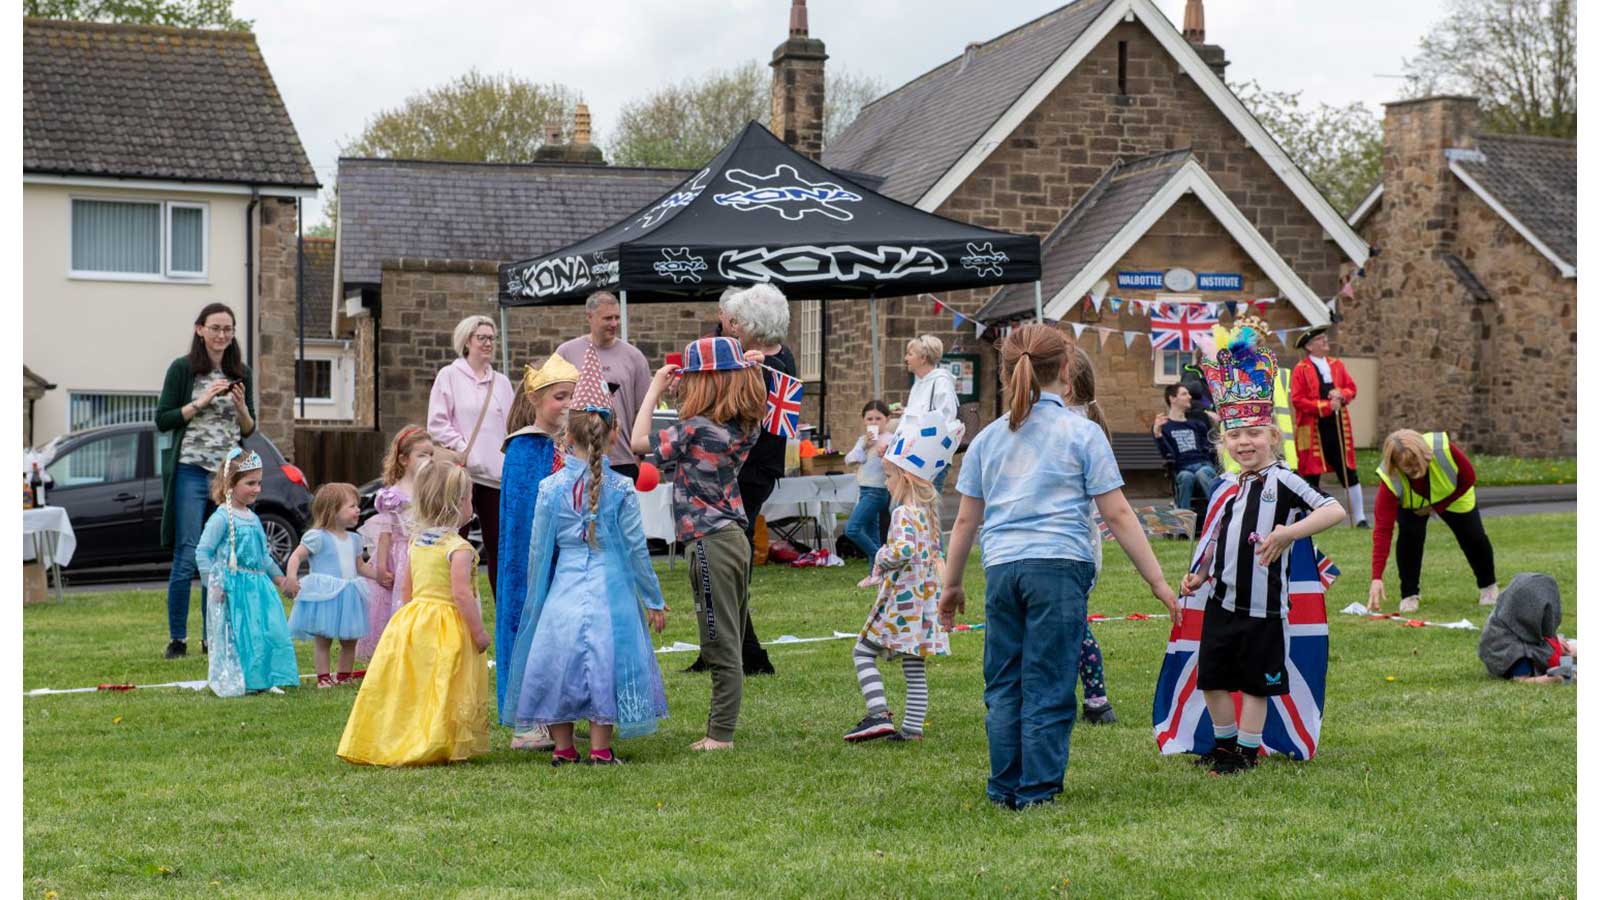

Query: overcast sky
[236,0,1448,226]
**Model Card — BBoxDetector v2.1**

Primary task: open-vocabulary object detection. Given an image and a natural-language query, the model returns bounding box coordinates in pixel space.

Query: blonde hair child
[337,462,491,766]
[282,483,376,687]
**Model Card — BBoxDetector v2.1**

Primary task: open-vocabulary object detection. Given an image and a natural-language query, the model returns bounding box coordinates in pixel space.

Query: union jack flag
[762,369,804,438]
[1149,303,1218,352]
[1152,485,1331,760]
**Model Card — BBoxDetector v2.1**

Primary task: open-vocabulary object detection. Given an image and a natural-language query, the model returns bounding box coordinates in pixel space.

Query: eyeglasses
[471,333,496,344]
[205,325,236,336]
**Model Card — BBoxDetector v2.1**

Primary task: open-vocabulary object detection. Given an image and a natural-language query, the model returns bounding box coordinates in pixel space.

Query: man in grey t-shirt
[556,291,653,481]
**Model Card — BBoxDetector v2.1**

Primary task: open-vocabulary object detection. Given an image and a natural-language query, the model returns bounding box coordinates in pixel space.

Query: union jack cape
[1152,481,1335,760]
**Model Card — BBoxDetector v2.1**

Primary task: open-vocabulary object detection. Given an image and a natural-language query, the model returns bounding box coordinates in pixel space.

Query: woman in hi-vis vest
[1367,429,1498,615]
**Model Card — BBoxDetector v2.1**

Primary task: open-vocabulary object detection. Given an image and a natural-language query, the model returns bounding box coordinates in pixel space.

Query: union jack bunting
[1149,302,1219,352]
[762,368,804,438]
[1152,487,1331,760]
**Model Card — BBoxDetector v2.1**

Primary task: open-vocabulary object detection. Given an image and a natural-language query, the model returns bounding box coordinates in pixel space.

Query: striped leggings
[853,639,928,735]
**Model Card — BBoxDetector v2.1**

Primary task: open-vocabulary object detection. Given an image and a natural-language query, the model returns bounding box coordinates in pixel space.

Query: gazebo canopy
[498,121,1040,306]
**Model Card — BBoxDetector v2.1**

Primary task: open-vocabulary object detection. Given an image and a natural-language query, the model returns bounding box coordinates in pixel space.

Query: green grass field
[24,514,1576,898]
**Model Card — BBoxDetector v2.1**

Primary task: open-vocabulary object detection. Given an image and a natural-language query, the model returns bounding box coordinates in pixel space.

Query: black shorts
[1197,597,1290,697]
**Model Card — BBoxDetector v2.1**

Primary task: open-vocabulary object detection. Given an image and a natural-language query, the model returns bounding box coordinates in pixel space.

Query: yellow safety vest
[1223,369,1298,473]
[1375,431,1476,513]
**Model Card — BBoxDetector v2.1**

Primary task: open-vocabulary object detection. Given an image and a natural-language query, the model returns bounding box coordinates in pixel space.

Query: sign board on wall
[1196,272,1243,291]
[908,353,981,404]
[1119,269,1244,292]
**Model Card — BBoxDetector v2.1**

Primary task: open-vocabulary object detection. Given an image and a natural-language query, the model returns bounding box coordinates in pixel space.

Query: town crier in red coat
[1290,327,1369,527]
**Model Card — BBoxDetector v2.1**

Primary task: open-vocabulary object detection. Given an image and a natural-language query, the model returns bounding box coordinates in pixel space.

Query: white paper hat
[884,413,964,482]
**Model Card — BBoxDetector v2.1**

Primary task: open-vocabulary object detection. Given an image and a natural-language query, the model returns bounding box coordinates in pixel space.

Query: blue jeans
[844,485,891,560]
[982,558,1092,807]
[1174,463,1218,512]
[166,463,213,642]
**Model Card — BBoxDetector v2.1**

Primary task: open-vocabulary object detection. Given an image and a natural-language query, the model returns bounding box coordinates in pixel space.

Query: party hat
[1199,321,1277,431]
[566,345,613,419]
[884,413,964,482]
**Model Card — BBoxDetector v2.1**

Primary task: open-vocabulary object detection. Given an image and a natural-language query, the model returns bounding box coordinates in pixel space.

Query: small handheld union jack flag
[762,369,804,438]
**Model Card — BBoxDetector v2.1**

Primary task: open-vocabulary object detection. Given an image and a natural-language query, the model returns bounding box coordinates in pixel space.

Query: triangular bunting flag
[1275,330,1289,346]
[1096,327,1114,349]
[1090,293,1105,314]
[1109,298,1123,315]
[1071,322,1087,339]
[974,321,987,338]
[1224,301,1236,317]
[932,299,945,314]
[1123,331,1140,349]
[1205,302,1218,318]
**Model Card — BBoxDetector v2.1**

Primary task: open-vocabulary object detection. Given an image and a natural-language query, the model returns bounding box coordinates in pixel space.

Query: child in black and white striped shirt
[1182,321,1346,776]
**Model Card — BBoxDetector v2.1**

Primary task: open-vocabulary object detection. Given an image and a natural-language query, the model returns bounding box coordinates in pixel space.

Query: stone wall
[1342,95,1575,456]
[254,197,300,457]
[375,258,709,445]
[822,19,1346,453]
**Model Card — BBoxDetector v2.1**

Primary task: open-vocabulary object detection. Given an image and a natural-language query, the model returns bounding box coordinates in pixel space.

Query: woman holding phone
[154,302,257,659]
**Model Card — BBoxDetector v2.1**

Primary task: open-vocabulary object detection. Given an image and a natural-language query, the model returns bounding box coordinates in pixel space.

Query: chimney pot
[574,103,592,146]
[789,0,808,37]
[545,122,562,145]
[1183,0,1205,43]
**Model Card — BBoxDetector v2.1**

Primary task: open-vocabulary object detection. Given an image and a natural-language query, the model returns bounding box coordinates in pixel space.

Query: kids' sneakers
[844,711,896,743]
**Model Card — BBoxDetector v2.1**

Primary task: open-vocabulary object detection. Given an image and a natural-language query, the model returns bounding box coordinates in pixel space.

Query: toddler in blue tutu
[283,483,375,687]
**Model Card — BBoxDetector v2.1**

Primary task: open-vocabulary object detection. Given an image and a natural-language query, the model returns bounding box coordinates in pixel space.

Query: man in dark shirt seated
[1153,384,1218,512]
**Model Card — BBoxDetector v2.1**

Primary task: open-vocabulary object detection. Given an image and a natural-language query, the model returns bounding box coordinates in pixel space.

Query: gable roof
[22,18,318,189]
[1449,135,1576,277]
[334,158,692,289]
[980,150,1330,326]
[824,0,1368,266]
[822,0,1114,204]
[296,237,335,340]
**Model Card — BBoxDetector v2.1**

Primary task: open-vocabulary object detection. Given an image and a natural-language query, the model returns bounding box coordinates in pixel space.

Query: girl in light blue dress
[283,483,373,687]
[195,448,299,697]
[502,356,667,766]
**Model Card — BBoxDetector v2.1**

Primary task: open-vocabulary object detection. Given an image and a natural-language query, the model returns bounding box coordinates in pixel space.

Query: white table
[638,474,861,565]
[22,506,75,602]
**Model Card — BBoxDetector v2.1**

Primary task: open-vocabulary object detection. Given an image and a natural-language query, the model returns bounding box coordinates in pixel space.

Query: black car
[38,423,313,571]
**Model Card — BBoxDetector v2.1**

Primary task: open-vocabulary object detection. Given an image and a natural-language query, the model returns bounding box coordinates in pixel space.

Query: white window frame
[797,300,822,381]
[296,358,336,402]
[165,200,209,279]
[68,195,211,283]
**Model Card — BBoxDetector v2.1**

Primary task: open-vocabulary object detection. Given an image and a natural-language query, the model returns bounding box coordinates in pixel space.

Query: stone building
[1344,96,1576,456]
[816,0,1370,445]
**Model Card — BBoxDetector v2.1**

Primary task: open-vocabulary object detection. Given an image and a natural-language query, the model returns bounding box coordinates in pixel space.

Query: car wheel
[258,512,299,571]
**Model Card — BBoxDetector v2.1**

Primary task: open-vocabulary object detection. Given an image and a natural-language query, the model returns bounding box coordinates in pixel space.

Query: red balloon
[634,462,661,493]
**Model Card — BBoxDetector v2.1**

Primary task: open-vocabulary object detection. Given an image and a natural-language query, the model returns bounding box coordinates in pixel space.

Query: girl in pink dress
[357,426,434,662]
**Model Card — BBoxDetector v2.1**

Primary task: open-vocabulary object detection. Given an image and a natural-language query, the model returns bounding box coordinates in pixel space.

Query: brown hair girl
[1067,345,1110,439]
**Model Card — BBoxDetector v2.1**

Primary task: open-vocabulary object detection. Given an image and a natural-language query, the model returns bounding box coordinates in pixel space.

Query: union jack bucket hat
[681,336,756,373]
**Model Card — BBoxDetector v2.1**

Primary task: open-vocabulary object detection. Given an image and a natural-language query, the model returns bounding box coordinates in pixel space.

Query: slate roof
[979,150,1191,322]
[822,0,1115,203]
[22,18,318,188]
[1454,133,1576,266]
[297,237,335,339]
[335,158,692,288]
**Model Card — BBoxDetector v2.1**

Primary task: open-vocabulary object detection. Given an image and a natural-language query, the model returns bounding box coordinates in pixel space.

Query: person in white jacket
[902,334,960,491]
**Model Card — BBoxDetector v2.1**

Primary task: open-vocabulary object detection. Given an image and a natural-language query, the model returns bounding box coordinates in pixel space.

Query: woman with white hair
[903,334,960,490]
[427,314,514,600]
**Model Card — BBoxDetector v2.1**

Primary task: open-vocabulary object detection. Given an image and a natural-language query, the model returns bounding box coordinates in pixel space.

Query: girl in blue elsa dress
[501,347,668,765]
[195,447,299,697]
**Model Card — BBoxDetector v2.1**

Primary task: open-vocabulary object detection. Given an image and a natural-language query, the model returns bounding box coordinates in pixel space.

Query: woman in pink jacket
[427,315,514,601]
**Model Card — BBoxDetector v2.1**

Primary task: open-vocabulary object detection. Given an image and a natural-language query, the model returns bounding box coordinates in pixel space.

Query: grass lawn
[24,514,1576,898]
[1352,449,1575,487]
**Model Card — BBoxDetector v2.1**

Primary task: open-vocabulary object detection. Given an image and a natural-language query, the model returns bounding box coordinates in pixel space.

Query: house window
[797,300,822,381]
[1154,349,1194,385]
[297,359,333,401]
[70,198,209,280]
[67,391,159,432]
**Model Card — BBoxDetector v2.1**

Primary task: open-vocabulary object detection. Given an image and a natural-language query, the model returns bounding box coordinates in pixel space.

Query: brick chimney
[1181,0,1228,78]
[534,102,606,165]
[1379,95,1480,253]
[770,0,827,159]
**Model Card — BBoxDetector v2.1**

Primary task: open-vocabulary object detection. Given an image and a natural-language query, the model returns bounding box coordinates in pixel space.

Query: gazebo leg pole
[620,290,630,343]
[1034,280,1043,323]
[869,295,881,400]
[498,306,509,372]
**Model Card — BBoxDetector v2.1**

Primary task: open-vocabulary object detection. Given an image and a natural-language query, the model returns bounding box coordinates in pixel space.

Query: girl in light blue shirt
[940,325,1179,809]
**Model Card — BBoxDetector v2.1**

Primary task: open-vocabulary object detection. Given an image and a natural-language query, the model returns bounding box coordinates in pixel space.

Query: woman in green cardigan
[155,303,256,659]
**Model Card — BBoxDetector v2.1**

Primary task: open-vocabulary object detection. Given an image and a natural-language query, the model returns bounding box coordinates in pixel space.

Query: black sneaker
[164,639,187,660]
[1356,519,1371,530]
[201,641,209,656]
[1083,703,1118,725]
[1209,744,1260,776]
[551,751,580,768]
[886,730,923,743]
[1193,736,1237,766]
[587,753,625,766]
[843,712,896,743]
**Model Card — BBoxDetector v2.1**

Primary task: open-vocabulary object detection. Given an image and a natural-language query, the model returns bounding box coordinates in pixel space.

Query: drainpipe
[245,191,259,384]
[297,198,305,420]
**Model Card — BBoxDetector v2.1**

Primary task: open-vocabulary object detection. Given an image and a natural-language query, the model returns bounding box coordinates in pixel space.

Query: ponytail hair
[566,411,614,547]
[1068,346,1110,439]
[1000,324,1072,431]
